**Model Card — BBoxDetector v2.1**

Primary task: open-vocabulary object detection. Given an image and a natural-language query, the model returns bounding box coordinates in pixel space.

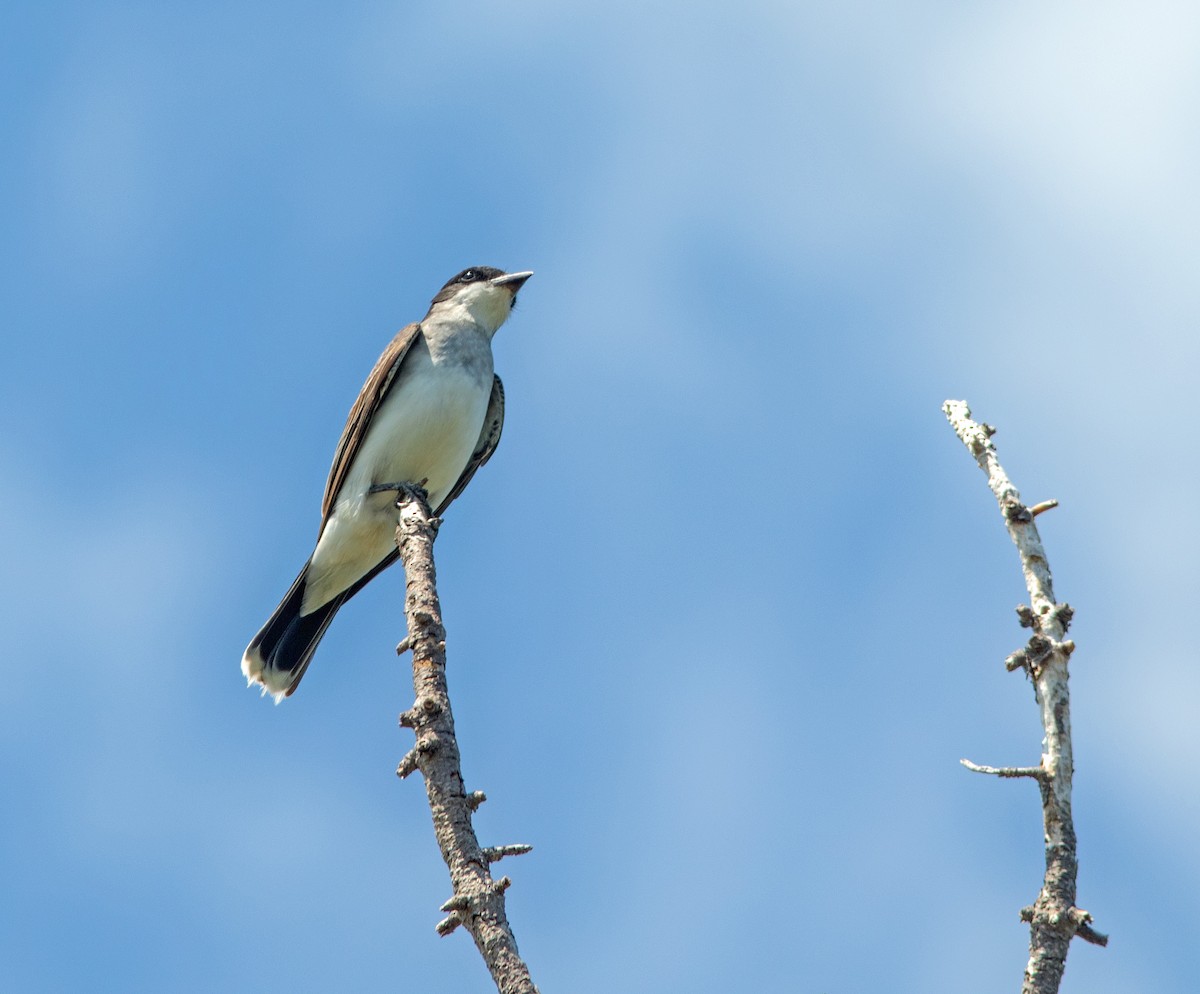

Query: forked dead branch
[942,400,1107,994]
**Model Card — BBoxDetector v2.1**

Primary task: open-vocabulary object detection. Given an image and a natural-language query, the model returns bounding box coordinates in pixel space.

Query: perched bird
[242,266,533,701]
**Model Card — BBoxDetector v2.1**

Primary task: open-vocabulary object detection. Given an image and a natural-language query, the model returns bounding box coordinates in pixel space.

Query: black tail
[241,551,401,701]
[242,564,345,701]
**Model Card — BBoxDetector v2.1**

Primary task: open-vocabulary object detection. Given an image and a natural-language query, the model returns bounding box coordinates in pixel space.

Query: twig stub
[1029,499,1059,518]
[961,758,1048,781]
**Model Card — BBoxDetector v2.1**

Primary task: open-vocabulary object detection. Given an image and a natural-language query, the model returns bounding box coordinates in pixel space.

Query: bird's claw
[368,479,430,501]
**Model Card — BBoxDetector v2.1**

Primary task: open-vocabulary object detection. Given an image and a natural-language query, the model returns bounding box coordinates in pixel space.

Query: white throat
[430,283,513,337]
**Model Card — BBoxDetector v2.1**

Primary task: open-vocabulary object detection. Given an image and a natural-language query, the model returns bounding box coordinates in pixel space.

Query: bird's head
[428,267,534,335]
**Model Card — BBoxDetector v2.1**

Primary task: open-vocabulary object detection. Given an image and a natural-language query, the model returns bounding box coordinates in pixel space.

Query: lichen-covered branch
[390,486,538,994]
[943,400,1108,994]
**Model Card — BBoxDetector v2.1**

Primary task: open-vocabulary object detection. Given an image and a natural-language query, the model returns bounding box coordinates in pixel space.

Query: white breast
[352,357,489,505]
[303,351,491,613]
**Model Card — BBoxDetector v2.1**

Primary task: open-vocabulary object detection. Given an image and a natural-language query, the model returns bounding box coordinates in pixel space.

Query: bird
[242,266,533,701]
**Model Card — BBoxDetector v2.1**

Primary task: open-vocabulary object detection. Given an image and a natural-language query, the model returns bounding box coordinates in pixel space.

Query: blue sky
[3,1,1199,991]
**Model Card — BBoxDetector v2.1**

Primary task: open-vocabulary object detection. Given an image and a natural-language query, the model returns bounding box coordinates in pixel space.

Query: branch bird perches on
[943,400,1107,994]
[389,483,539,994]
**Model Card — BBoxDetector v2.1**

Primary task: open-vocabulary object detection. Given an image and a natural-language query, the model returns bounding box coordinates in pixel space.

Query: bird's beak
[490,271,534,291]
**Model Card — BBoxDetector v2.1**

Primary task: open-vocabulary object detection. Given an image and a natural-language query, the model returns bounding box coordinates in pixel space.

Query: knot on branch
[1005,634,1075,676]
[1019,904,1108,946]
[465,790,487,812]
[1054,603,1074,633]
[1006,634,1050,673]
[432,879,511,936]
[1015,602,1074,635]
[1003,496,1032,524]
[398,698,443,734]
[406,609,447,646]
[395,731,443,779]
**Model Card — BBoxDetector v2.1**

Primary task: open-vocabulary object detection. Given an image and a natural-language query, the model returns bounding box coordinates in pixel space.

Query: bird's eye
[460,269,476,283]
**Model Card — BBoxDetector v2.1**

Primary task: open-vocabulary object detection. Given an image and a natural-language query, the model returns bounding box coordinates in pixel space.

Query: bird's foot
[368,479,430,502]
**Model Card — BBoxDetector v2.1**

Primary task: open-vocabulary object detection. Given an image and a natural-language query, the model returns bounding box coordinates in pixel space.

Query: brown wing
[319,322,422,528]
[434,374,505,515]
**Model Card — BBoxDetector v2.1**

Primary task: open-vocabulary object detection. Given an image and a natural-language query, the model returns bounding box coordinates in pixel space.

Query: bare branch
[943,400,1104,994]
[1075,921,1110,948]
[396,748,420,780]
[960,759,1047,781]
[482,844,534,864]
[391,485,539,994]
[436,914,464,937]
